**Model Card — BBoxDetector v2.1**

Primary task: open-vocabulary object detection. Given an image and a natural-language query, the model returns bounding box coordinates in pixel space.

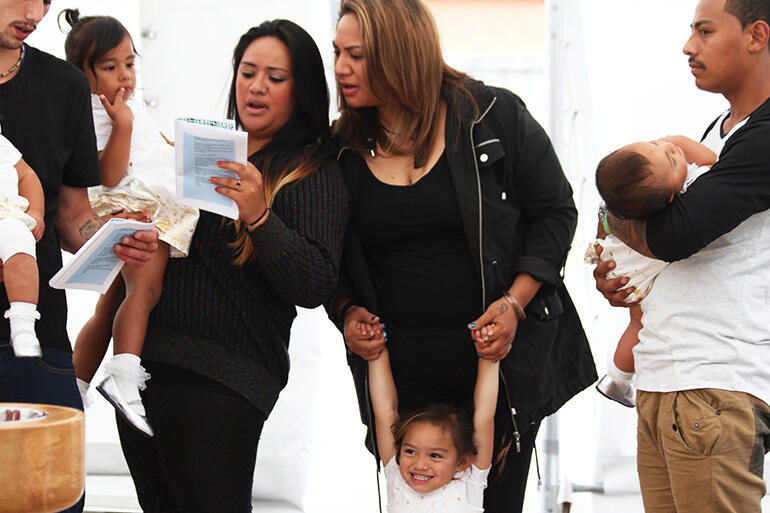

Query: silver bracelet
[503,291,527,321]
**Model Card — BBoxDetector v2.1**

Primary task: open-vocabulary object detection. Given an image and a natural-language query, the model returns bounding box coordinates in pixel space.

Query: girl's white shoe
[4,302,41,359]
[96,354,153,437]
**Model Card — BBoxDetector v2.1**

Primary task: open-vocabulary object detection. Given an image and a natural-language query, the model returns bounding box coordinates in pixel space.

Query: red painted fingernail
[217,161,222,165]
[209,177,214,182]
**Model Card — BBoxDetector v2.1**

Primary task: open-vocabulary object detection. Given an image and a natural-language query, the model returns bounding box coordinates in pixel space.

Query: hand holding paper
[174,119,248,219]
[210,160,268,227]
[49,218,156,294]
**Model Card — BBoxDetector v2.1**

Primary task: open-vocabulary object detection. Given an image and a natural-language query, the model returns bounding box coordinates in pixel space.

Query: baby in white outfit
[0,133,45,358]
[586,135,717,407]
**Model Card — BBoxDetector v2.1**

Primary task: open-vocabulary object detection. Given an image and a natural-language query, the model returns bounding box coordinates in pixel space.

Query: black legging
[117,362,266,513]
[484,415,540,513]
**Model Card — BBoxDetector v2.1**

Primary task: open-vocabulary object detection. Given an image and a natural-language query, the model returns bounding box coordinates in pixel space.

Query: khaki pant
[636,389,770,513]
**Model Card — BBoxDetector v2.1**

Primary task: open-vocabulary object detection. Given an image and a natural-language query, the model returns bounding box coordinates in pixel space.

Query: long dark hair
[59,8,137,74]
[227,19,334,264]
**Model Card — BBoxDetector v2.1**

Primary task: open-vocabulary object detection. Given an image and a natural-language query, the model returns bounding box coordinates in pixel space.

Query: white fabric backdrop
[26,1,769,511]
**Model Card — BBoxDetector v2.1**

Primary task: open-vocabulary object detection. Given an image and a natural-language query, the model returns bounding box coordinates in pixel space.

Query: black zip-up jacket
[330,79,596,450]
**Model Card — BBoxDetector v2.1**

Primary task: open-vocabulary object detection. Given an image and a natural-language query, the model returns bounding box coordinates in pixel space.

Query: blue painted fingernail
[470,323,477,328]
[371,316,376,321]
[477,353,483,357]
[381,324,386,329]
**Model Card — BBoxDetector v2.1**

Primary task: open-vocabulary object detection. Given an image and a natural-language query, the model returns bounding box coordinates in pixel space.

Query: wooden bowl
[0,403,84,513]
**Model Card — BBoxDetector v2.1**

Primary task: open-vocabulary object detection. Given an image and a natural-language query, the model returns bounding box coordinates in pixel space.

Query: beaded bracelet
[503,291,527,321]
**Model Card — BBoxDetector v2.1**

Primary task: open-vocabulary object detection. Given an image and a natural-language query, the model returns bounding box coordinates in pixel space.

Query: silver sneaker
[596,374,635,408]
[96,374,154,437]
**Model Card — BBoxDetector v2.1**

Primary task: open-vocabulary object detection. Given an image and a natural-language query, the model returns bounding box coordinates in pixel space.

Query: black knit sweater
[142,159,348,416]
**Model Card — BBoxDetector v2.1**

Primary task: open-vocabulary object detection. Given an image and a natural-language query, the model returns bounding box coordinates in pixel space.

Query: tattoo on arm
[77,216,106,242]
[497,302,509,316]
[608,214,654,258]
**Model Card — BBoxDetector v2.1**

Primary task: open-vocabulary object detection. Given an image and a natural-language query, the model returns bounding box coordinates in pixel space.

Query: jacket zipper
[470,97,496,312]
[470,97,521,454]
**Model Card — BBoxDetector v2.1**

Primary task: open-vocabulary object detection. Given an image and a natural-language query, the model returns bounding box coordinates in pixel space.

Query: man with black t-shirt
[0,5,157,510]
[595,0,770,511]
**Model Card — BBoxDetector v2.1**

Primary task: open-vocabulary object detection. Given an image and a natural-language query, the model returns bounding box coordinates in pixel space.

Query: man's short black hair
[725,0,770,28]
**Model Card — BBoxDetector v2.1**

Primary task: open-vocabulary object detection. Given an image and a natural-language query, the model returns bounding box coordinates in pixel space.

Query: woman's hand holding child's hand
[344,305,386,361]
[468,296,519,362]
[99,88,134,127]
[212,161,269,229]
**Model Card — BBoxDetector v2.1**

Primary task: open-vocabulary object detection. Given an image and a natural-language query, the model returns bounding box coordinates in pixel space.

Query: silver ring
[235,180,241,189]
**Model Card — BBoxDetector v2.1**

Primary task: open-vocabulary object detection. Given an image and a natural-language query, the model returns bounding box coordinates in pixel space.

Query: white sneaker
[96,366,153,437]
[596,374,635,408]
[4,307,41,359]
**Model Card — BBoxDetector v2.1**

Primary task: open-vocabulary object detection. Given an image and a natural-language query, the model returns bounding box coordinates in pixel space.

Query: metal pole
[543,0,565,511]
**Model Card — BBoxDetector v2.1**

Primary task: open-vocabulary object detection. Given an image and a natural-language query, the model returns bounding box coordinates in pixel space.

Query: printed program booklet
[174,118,248,219]
[49,218,156,294]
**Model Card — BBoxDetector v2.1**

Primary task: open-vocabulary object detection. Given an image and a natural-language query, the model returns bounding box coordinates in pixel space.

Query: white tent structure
[24,1,768,511]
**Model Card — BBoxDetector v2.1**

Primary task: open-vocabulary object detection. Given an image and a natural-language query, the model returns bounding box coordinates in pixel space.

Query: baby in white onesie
[0,133,45,359]
[586,135,717,407]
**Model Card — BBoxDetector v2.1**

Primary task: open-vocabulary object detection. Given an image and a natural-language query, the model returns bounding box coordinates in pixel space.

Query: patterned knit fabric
[142,159,348,416]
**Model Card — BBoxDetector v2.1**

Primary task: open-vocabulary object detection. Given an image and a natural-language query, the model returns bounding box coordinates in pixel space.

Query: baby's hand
[28,209,44,242]
[100,88,134,126]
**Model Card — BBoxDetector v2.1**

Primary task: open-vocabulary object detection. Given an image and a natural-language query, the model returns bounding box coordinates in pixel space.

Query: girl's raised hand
[211,161,269,229]
[468,296,519,362]
[99,88,134,127]
[344,305,386,361]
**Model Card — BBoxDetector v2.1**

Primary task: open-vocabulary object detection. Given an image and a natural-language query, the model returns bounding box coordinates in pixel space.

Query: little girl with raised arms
[586,135,717,407]
[369,344,498,512]
[61,10,199,437]
[0,133,44,359]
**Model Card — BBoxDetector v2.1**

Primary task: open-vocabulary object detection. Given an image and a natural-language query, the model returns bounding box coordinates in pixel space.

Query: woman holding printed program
[116,20,347,512]
[328,0,595,510]
[60,10,199,438]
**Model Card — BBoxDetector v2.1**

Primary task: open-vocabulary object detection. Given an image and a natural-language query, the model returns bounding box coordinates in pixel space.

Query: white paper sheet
[174,118,247,219]
[49,218,156,294]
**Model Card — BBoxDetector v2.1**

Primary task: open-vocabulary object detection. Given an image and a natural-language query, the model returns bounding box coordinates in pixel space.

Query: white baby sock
[76,378,91,407]
[607,358,634,386]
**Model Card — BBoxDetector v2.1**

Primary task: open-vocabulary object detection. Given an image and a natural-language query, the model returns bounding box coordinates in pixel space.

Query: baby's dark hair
[392,403,476,464]
[595,147,672,219]
[59,9,137,74]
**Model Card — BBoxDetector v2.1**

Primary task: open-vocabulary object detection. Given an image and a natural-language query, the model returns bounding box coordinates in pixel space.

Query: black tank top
[356,152,482,409]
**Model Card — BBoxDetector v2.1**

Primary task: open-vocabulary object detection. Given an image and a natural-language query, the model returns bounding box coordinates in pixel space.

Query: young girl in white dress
[369,344,498,512]
[0,133,44,359]
[61,9,199,437]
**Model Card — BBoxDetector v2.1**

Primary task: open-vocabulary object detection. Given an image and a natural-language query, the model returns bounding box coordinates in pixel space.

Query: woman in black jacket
[329,0,596,511]
[117,20,347,513]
